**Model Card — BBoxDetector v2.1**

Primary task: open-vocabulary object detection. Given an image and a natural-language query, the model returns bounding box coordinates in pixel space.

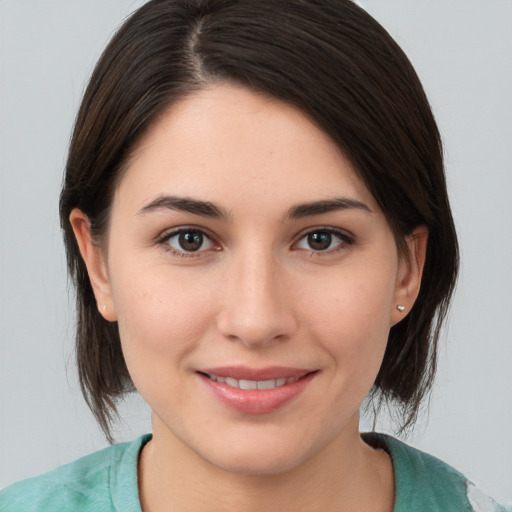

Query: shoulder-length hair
[60,0,458,441]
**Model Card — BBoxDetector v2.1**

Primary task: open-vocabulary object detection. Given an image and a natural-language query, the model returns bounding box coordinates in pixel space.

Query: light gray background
[1,0,511,504]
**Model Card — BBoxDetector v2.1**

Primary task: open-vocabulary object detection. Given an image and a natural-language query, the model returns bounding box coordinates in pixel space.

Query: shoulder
[0,434,150,512]
[363,433,509,512]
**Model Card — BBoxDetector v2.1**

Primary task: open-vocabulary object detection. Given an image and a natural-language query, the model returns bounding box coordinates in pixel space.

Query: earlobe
[391,226,428,326]
[69,209,117,322]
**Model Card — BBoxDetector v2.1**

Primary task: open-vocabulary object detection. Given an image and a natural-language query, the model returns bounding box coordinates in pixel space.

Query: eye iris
[179,231,203,251]
[308,232,332,250]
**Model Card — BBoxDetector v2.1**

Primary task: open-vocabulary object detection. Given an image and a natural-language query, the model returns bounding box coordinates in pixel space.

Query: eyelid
[154,225,354,257]
[156,226,220,257]
[293,226,355,252]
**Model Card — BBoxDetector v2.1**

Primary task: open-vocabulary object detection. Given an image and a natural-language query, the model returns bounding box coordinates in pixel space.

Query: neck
[138,414,394,512]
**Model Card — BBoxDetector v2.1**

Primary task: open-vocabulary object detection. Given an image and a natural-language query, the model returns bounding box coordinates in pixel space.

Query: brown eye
[295,228,352,253]
[307,232,332,251]
[164,229,215,254]
[179,231,204,251]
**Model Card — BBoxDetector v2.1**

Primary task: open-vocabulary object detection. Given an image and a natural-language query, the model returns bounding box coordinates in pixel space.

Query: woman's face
[74,84,424,475]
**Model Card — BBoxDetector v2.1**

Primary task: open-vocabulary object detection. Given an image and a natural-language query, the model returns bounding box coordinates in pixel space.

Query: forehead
[115,84,376,214]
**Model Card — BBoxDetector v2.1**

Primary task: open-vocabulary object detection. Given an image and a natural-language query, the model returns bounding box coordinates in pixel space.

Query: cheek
[110,265,217,384]
[302,264,396,381]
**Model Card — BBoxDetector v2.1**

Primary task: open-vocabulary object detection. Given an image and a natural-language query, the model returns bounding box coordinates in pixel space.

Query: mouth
[201,373,302,390]
[196,367,318,414]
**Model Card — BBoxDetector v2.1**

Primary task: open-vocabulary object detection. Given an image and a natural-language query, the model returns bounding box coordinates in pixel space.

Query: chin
[190,425,324,476]
[206,444,311,476]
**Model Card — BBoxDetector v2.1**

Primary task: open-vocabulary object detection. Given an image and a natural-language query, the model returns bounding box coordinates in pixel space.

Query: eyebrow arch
[288,198,373,219]
[137,195,229,219]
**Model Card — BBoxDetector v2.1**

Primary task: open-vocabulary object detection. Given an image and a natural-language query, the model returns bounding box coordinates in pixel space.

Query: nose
[216,248,298,348]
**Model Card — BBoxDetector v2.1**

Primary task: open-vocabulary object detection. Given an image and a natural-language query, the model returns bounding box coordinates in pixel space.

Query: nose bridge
[216,243,295,347]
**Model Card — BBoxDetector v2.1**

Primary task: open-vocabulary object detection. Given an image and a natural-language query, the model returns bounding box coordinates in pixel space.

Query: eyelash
[156,227,218,258]
[294,227,354,255]
[156,226,354,258]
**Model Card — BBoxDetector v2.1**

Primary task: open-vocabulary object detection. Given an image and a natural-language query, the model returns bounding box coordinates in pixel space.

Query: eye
[295,228,352,252]
[162,228,215,255]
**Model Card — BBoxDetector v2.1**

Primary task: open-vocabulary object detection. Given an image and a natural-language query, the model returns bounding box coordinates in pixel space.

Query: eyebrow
[287,197,373,219]
[137,195,372,220]
[137,195,229,219]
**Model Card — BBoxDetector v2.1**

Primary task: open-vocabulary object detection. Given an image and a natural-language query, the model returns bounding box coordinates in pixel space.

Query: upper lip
[197,366,315,381]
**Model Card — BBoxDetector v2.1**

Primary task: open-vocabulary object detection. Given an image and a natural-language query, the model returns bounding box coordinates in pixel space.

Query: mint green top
[1,433,508,511]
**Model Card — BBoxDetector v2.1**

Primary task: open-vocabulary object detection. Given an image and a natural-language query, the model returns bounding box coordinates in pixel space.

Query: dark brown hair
[60,0,459,441]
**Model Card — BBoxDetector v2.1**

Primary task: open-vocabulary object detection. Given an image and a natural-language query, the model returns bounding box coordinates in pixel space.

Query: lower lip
[197,372,316,414]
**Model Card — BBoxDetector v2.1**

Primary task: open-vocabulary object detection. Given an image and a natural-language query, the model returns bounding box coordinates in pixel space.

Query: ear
[391,226,428,326]
[69,208,117,322]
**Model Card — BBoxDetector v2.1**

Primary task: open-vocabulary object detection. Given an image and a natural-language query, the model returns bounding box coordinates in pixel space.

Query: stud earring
[396,305,405,313]
[101,304,107,311]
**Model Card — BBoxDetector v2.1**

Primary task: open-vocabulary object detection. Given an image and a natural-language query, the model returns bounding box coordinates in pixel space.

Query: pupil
[179,231,203,251]
[308,232,331,250]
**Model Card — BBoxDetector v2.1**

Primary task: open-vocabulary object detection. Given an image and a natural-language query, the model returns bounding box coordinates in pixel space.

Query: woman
[1,1,507,511]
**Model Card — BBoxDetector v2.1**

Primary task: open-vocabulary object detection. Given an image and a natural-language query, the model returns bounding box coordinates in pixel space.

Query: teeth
[239,379,258,390]
[257,379,276,389]
[206,374,300,390]
[225,377,238,387]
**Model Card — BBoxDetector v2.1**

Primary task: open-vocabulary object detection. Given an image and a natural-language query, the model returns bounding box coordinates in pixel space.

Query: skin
[71,84,427,512]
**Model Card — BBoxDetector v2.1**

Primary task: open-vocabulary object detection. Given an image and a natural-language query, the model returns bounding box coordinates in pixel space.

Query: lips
[204,373,300,390]
[196,366,317,414]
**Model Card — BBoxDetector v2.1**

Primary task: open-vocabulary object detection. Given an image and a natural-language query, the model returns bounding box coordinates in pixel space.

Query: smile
[204,373,300,390]
[197,367,317,414]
